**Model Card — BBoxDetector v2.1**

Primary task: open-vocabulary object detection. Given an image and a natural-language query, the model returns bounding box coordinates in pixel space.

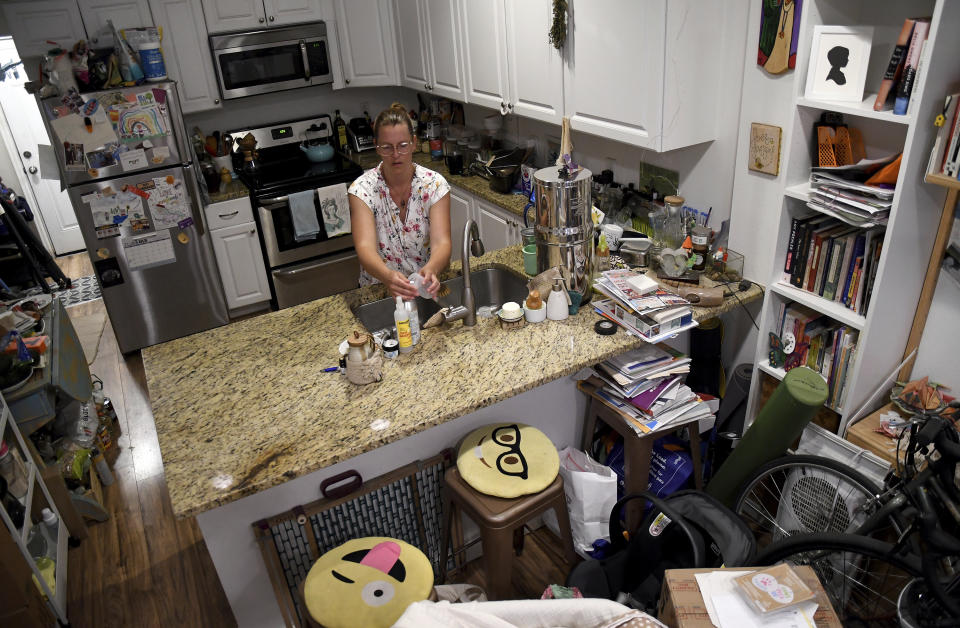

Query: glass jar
[691,225,710,271]
[663,195,685,249]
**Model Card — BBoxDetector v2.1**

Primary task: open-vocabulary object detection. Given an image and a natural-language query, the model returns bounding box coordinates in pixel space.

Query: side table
[578,378,704,531]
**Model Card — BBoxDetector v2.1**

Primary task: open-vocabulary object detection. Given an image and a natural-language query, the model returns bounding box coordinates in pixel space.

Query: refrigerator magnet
[96,248,110,259]
[177,217,194,230]
[64,142,85,170]
[177,232,190,244]
[119,148,147,172]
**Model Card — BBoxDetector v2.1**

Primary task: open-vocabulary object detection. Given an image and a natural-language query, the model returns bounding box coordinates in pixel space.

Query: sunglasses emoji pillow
[457,423,560,498]
[303,537,433,628]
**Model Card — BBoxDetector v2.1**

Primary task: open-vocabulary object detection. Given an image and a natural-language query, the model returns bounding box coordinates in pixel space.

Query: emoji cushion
[457,423,559,498]
[303,537,433,628]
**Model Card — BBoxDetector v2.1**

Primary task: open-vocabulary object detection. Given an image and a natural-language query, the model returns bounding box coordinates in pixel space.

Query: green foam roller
[706,366,828,506]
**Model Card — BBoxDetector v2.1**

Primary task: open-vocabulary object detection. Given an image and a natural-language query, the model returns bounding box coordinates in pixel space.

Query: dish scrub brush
[423,308,449,329]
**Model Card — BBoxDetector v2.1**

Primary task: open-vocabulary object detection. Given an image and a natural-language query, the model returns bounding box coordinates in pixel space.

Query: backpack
[566,490,756,614]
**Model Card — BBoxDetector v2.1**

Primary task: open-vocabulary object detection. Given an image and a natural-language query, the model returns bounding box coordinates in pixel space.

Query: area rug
[72,310,107,364]
[56,275,101,308]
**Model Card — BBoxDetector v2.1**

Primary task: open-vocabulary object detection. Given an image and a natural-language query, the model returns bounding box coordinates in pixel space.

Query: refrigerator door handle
[182,163,207,237]
[166,82,191,161]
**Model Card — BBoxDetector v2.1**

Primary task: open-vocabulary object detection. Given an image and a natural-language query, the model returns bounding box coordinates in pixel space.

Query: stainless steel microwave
[210,22,333,99]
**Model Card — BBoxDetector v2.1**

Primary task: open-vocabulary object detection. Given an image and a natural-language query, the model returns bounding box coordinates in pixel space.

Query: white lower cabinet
[448,189,521,262]
[206,198,271,311]
[476,198,520,252]
[449,188,471,262]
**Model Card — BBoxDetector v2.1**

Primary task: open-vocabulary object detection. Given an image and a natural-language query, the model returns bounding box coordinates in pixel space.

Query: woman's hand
[385,270,418,299]
[420,269,441,297]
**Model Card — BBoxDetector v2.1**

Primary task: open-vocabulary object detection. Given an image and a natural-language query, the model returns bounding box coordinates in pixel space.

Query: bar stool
[439,465,577,600]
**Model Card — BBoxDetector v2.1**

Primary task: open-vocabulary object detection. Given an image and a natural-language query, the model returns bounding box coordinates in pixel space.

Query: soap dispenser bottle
[546,279,569,321]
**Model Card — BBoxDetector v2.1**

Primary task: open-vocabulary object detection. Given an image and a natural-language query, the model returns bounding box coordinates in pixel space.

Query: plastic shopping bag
[543,447,618,557]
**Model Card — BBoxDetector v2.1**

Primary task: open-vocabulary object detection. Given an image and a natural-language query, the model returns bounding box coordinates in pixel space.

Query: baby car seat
[566,490,756,614]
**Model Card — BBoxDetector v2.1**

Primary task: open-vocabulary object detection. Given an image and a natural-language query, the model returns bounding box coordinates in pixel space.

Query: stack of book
[927,92,960,178]
[774,302,859,411]
[593,269,696,341]
[873,17,930,115]
[782,215,883,316]
[808,165,894,228]
[590,344,714,436]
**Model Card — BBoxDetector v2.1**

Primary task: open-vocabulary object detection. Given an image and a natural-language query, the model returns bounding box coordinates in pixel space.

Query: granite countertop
[143,244,761,518]
[351,150,529,219]
[206,179,250,204]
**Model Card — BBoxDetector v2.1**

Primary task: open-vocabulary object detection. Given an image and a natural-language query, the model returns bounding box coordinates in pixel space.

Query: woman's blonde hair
[374,102,414,142]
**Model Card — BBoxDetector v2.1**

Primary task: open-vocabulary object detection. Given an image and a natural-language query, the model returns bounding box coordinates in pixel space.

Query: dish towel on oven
[289,189,321,242]
[318,182,350,237]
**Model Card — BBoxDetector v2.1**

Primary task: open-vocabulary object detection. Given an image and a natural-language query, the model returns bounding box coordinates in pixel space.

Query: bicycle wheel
[733,454,899,548]
[755,533,922,627]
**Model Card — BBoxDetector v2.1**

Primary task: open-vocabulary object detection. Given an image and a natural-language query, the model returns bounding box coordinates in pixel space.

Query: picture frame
[748,123,782,176]
[804,25,874,103]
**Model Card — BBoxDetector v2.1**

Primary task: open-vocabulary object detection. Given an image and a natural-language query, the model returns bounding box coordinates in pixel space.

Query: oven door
[257,194,354,267]
[211,31,332,99]
[272,250,360,309]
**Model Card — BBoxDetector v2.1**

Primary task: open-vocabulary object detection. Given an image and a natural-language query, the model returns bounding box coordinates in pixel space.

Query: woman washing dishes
[348,103,452,298]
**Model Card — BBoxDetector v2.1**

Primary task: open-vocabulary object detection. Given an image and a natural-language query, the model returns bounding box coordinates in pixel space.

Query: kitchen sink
[352,267,529,336]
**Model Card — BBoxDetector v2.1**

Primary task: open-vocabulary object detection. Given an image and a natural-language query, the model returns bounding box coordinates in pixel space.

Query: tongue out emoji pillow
[303,537,433,628]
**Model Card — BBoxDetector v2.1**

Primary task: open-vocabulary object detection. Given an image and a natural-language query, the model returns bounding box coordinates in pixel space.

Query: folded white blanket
[393,598,665,628]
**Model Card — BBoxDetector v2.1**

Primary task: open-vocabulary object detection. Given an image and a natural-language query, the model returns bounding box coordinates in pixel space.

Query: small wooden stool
[439,466,577,600]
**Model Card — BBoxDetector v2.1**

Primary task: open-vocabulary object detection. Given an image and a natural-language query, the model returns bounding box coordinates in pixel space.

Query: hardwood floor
[54,251,94,279]
[62,298,236,628]
[53,253,575,627]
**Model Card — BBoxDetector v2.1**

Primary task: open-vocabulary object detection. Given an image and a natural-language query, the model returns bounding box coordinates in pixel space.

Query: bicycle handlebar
[916,416,960,461]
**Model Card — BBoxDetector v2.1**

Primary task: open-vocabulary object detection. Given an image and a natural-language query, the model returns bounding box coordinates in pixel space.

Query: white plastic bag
[543,447,618,557]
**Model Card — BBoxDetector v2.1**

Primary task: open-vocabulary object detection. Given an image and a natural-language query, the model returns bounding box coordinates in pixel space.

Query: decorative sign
[749,123,782,176]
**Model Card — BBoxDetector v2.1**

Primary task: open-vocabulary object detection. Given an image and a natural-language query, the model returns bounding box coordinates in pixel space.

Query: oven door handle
[274,251,357,277]
[300,40,310,81]
[260,197,289,209]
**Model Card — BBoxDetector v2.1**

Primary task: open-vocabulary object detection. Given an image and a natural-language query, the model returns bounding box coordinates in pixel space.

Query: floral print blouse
[348,162,450,286]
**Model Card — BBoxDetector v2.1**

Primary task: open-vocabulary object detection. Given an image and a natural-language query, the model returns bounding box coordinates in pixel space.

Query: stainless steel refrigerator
[40,81,228,353]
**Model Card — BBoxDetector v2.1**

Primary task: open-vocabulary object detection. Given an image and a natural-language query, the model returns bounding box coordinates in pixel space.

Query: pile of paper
[808,158,895,228]
[694,570,819,628]
[591,344,713,436]
[592,269,696,342]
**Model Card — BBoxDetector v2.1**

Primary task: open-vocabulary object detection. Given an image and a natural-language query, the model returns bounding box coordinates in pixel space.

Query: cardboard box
[845,402,911,466]
[657,566,842,628]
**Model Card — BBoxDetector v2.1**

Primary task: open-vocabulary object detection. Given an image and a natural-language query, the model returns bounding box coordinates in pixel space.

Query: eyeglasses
[375,141,413,156]
[490,424,528,480]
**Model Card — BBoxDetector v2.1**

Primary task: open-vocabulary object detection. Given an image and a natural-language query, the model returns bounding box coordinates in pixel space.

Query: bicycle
[748,414,960,626]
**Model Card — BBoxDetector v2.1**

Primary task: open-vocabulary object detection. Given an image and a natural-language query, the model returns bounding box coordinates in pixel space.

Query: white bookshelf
[0,395,69,624]
[745,0,960,433]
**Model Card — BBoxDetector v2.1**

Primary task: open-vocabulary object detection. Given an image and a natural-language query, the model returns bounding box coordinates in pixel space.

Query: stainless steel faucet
[444,219,484,326]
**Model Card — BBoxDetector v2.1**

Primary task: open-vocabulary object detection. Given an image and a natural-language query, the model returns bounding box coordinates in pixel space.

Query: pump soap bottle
[546,279,569,321]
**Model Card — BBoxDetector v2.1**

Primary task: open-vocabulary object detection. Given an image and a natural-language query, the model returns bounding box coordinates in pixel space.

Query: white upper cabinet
[395,0,430,89]
[333,0,399,87]
[2,1,87,58]
[460,0,561,124]
[564,0,720,151]
[77,0,153,48]
[503,0,562,124]
[201,0,267,32]
[424,0,465,100]
[395,0,465,100]
[460,0,509,113]
[263,0,324,27]
[149,0,223,112]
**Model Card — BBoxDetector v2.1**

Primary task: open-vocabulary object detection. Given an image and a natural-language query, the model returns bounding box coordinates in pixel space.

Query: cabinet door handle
[269,15,275,22]
[27,166,37,174]
[214,98,221,105]
[424,83,429,90]
[250,229,256,235]
[427,84,433,91]
[259,16,265,22]
[218,210,240,219]
[345,78,350,84]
